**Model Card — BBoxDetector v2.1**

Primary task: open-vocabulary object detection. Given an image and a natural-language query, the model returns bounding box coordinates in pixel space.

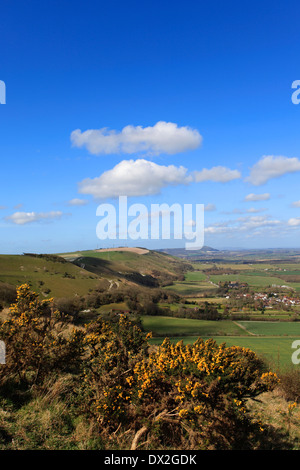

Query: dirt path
[108,279,120,290]
[233,321,256,336]
[205,274,219,288]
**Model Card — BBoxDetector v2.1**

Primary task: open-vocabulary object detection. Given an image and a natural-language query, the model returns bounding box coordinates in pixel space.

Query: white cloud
[221,208,244,215]
[5,211,64,225]
[291,200,300,208]
[236,215,281,230]
[244,193,270,202]
[288,218,300,226]
[246,155,300,185]
[204,203,216,211]
[205,215,281,237]
[246,207,267,213]
[78,159,192,199]
[67,198,89,206]
[71,121,202,156]
[78,159,242,200]
[204,225,230,235]
[222,207,267,215]
[184,219,196,227]
[193,166,241,183]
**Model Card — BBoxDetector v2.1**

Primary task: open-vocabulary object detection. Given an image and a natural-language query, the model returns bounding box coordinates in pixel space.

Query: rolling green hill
[0,248,192,302]
[59,248,192,285]
[0,253,107,300]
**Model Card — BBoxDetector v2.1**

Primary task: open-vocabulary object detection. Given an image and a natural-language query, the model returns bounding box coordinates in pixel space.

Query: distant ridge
[158,246,219,256]
[95,247,149,255]
[199,245,219,252]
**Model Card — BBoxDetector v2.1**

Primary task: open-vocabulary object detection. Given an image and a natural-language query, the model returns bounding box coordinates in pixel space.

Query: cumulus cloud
[78,159,192,199]
[67,198,89,206]
[222,207,267,215]
[246,155,300,185]
[193,166,241,183]
[71,121,202,156]
[78,159,242,200]
[205,215,281,236]
[244,193,270,202]
[291,200,300,208]
[237,215,281,230]
[204,203,216,211]
[288,218,300,226]
[246,207,266,213]
[5,211,64,225]
[184,219,196,227]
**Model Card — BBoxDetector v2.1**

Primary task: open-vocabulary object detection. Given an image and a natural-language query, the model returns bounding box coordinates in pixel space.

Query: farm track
[233,321,256,335]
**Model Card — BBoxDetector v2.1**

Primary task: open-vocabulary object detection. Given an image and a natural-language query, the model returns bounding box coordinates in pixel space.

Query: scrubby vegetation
[0,283,16,309]
[0,284,298,450]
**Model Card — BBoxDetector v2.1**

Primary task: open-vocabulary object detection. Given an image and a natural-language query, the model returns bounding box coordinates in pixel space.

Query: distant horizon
[3,244,300,257]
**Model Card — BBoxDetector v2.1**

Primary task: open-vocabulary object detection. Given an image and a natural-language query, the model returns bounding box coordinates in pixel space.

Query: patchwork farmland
[143,249,300,370]
[1,247,300,370]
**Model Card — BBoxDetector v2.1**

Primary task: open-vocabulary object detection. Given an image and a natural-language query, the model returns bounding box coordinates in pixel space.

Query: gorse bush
[79,314,150,426]
[0,284,83,386]
[0,282,16,306]
[131,339,278,449]
[81,328,278,449]
[0,284,281,450]
[277,369,300,403]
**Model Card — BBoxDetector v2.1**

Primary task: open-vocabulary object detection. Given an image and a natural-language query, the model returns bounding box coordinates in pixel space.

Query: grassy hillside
[0,249,192,301]
[59,248,192,281]
[0,253,107,299]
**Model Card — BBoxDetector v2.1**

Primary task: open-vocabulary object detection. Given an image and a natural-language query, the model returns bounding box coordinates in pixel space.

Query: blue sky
[1,0,300,253]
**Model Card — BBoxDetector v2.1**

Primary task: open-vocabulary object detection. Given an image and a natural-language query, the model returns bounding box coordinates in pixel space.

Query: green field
[164,281,218,295]
[238,321,300,336]
[164,258,300,294]
[183,271,207,282]
[98,302,128,313]
[141,315,300,369]
[210,273,294,289]
[141,315,248,337]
